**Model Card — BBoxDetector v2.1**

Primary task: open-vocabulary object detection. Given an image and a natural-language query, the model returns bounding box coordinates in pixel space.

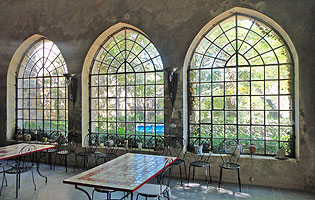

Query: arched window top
[187,11,296,157]
[91,27,163,75]
[16,37,68,135]
[18,38,67,78]
[88,26,164,146]
[191,13,292,70]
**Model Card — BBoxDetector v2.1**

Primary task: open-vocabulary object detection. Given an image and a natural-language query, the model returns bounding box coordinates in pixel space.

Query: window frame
[88,27,165,148]
[186,12,296,157]
[15,38,68,137]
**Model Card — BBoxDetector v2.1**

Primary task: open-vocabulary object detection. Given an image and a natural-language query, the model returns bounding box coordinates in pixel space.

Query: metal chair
[0,163,7,195]
[5,145,37,198]
[95,134,119,164]
[188,139,212,188]
[55,131,78,172]
[41,131,61,169]
[146,135,165,155]
[164,136,187,186]
[218,140,242,192]
[126,135,145,153]
[75,133,99,169]
[136,158,173,200]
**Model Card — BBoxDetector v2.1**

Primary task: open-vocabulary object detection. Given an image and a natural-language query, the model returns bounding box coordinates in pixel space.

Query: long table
[63,153,177,200]
[0,143,56,161]
[0,143,56,197]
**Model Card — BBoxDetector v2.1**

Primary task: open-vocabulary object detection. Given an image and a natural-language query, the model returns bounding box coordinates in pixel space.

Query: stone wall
[0,0,314,192]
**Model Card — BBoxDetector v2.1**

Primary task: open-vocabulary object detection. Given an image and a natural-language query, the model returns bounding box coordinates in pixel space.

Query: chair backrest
[164,136,186,159]
[218,140,242,164]
[158,158,173,191]
[17,144,37,168]
[83,133,99,153]
[127,135,144,149]
[190,139,211,162]
[103,134,119,155]
[146,136,164,155]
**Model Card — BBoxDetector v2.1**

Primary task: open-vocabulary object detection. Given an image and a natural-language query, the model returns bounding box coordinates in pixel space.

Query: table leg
[75,185,92,200]
[36,152,48,183]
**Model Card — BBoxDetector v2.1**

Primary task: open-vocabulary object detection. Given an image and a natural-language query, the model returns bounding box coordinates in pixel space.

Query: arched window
[187,13,295,156]
[89,27,164,146]
[16,38,68,136]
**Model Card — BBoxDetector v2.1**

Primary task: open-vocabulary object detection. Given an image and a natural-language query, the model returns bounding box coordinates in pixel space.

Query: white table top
[0,143,56,161]
[63,153,177,192]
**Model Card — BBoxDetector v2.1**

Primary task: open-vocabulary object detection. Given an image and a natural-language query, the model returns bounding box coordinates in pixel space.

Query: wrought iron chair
[164,136,187,186]
[146,135,165,155]
[5,145,37,198]
[95,134,119,164]
[0,163,7,195]
[126,135,145,153]
[55,131,79,172]
[188,139,212,187]
[41,131,61,169]
[136,158,173,200]
[75,133,99,169]
[218,140,242,192]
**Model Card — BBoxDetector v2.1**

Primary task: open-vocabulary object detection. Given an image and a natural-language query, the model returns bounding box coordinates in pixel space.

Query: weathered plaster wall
[0,0,314,192]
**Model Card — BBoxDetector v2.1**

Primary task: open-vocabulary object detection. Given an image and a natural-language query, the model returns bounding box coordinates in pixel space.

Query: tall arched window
[16,38,68,136]
[188,13,295,156]
[89,27,164,146]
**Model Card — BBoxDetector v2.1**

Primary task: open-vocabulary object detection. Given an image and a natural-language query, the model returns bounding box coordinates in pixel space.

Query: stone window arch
[7,35,68,139]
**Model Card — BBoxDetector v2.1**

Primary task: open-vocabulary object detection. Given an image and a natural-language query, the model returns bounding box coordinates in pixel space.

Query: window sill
[186,151,297,162]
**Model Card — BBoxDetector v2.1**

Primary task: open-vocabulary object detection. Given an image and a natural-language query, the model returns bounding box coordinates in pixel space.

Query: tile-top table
[0,143,56,198]
[0,143,56,161]
[63,153,177,200]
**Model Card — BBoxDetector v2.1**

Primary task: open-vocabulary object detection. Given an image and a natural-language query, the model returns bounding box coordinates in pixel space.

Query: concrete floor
[0,162,314,200]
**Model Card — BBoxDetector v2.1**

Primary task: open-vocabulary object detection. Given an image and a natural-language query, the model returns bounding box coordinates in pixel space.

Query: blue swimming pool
[136,125,164,134]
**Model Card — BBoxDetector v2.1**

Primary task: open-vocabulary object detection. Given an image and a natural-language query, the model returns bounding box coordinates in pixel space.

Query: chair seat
[190,160,210,168]
[6,166,32,174]
[96,152,117,160]
[57,150,74,155]
[136,183,170,197]
[94,187,115,193]
[173,158,185,165]
[219,162,240,169]
[77,151,94,157]
[46,148,59,153]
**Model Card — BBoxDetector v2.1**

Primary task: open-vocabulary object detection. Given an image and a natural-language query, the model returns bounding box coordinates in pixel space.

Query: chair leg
[184,162,188,183]
[54,154,57,170]
[238,168,241,192]
[209,165,212,183]
[179,165,183,186]
[31,169,36,190]
[73,155,76,173]
[92,189,95,200]
[218,167,222,189]
[16,173,19,198]
[188,165,191,185]
[0,172,5,195]
[204,167,208,188]
[136,193,139,200]
[192,166,195,181]
[18,173,21,188]
[65,155,68,172]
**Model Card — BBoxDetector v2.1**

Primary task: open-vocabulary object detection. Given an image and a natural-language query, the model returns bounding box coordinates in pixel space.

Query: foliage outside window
[188,14,295,157]
[89,27,164,147]
[16,38,68,137]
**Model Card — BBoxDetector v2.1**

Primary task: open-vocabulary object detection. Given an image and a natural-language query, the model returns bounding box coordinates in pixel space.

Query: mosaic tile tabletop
[0,143,56,160]
[63,153,177,192]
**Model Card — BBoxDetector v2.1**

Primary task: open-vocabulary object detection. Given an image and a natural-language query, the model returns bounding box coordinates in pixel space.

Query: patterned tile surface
[0,143,56,160]
[64,153,176,192]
